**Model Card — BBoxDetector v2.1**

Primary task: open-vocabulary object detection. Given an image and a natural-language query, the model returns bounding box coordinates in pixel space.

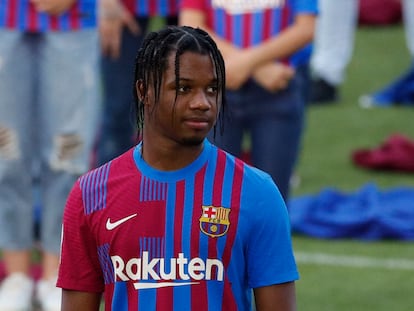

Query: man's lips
[184,117,211,130]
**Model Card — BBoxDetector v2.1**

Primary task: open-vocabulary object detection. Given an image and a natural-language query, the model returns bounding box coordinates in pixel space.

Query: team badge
[199,206,230,238]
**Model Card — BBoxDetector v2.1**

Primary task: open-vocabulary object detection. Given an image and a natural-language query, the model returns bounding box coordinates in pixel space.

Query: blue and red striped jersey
[0,0,96,32]
[122,0,179,17]
[57,140,298,310]
[181,0,317,64]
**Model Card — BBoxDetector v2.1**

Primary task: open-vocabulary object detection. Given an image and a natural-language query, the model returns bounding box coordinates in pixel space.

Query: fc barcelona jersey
[0,0,96,32]
[57,140,299,311]
[181,0,318,65]
[122,0,179,17]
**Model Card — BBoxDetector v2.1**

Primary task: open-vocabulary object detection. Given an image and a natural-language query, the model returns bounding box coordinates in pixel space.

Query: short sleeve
[245,175,299,288]
[57,181,104,293]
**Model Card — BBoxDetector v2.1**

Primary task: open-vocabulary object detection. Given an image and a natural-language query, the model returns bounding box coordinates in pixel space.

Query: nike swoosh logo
[106,213,138,230]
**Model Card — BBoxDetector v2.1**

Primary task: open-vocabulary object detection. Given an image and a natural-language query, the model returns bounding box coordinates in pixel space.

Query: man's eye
[207,86,218,94]
[178,85,189,93]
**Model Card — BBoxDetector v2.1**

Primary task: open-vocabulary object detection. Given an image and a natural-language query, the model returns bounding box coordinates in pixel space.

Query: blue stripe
[202,147,217,206]
[222,156,235,208]
[164,181,174,265]
[37,12,48,31]
[140,176,144,202]
[271,8,281,37]
[137,0,149,15]
[18,1,27,31]
[158,0,167,16]
[98,244,114,284]
[0,0,7,27]
[182,176,194,257]
[233,15,242,47]
[112,282,129,311]
[84,173,93,214]
[138,281,156,310]
[60,13,70,31]
[201,148,228,310]
[214,9,226,39]
[251,12,263,46]
[78,1,97,28]
[81,176,88,213]
[80,163,110,214]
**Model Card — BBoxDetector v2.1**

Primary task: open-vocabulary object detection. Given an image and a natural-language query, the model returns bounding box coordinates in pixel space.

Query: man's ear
[136,80,145,102]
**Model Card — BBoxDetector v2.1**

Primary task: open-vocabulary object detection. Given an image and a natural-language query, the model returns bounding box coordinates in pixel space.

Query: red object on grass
[359,0,402,26]
[352,133,414,173]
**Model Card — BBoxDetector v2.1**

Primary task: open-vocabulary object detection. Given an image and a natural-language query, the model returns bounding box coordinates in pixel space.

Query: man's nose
[191,90,211,109]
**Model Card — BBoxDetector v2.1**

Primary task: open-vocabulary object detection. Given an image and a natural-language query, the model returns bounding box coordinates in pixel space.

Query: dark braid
[133,25,227,136]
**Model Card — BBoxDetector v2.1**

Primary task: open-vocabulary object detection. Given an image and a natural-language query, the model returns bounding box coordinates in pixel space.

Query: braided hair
[133,25,226,136]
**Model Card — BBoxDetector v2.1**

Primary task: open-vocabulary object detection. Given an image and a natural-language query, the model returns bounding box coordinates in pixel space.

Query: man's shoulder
[215,146,274,185]
[80,148,137,184]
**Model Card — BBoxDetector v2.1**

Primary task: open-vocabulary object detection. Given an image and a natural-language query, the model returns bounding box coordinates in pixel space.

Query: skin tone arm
[254,282,297,311]
[61,290,102,311]
[32,0,140,58]
[99,0,140,59]
[180,9,315,91]
[30,0,77,15]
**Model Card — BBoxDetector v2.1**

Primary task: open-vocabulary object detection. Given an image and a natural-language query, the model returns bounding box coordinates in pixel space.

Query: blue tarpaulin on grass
[288,183,414,240]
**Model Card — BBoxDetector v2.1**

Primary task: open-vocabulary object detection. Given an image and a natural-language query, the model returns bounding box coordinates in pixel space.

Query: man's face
[146,51,219,147]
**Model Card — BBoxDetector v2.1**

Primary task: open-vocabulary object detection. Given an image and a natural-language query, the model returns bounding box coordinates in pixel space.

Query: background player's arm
[61,290,102,311]
[254,282,297,311]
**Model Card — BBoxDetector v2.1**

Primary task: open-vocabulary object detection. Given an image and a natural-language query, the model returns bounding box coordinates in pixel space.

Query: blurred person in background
[0,0,100,310]
[309,0,359,103]
[359,0,414,107]
[179,0,318,201]
[310,0,413,105]
[97,0,179,166]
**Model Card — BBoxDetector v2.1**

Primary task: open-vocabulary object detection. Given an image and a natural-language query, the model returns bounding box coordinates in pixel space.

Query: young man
[57,26,299,311]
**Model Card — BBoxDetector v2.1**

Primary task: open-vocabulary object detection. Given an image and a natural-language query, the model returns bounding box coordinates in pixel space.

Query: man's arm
[61,289,102,311]
[99,0,140,59]
[180,9,315,91]
[254,282,297,311]
[29,0,77,15]
[179,8,260,90]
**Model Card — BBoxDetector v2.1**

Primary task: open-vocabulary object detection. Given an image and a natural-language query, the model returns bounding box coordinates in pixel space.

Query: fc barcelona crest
[199,206,230,238]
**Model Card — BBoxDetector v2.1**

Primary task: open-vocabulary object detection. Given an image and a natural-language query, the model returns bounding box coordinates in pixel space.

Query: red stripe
[149,0,157,16]
[50,15,59,31]
[243,13,252,48]
[170,180,185,310]
[127,282,138,310]
[221,157,244,311]
[280,3,291,30]
[104,283,115,311]
[280,4,291,65]
[69,3,80,30]
[5,0,16,28]
[224,12,233,43]
[191,165,208,311]
[156,286,173,311]
[206,149,226,280]
[168,0,178,15]
[263,9,272,40]
[124,0,136,14]
[27,3,38,32]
